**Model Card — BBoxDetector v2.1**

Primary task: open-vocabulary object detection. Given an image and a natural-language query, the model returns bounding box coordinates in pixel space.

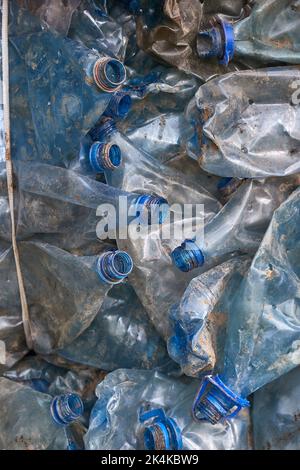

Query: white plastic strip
[2,0,32,350]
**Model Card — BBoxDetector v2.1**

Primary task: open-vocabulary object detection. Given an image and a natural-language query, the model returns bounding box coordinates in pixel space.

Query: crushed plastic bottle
[0,377,84,450]
[171,177,298,273]
[135,0,241,81]
[198,0,300,66]
[186,68,300,178]
[84,369,251,450]
[1,240,133,356]
[53,283,174,372]
[3,355,105,423]
[192,188,300,424]
[8,2,127,167]
[16,162,169,240]
[88,117,221,216]
[168,255,251,377]
[253,366,300,450]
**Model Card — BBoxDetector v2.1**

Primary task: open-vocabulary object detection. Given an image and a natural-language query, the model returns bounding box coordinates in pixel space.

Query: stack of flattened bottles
[0,0,299,451]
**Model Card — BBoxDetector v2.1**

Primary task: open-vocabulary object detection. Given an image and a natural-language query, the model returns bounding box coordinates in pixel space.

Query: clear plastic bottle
[88,117,221,219]
[172,177,299,272]
[9,16,126,167]
[0,240,133,358]
[198,1,300,66]
[16,161,169,241]
[3,355,105,425]
[0,377,84,450]
[84,369,251,450]
[168,256,251,378]
[186,68,300,178]
[54,283,174,372]
[192,188,300,424]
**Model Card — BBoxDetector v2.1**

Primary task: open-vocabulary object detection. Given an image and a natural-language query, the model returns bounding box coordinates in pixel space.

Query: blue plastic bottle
[88,119,222,339]
[68,0,127,61]
[186,68,300,178]
[84,369,251,450]
[55,283,173,372]
[88,117,221,218]
[10,28,126,167]
[172,177,299,273]
[198,0,300,66]
[16,162,169,240]
[17,241,133,355]
[192,188,300,424]
[4,355,106,425]
[0,377,84,450]
[253,366,300,450]
[168,256,251,378]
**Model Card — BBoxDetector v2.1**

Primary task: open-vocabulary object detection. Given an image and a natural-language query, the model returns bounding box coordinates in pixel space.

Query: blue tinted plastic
[84,369,251,450]
[0,378,84,450]
[193,189,300,423]
[172,178,298,272]
[253,366,300,450]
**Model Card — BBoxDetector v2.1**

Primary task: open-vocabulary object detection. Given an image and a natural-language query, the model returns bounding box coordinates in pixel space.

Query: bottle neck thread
[104,92,132,120]
[96,250,133,285]
[51,393,84,426]
[171,240,204,272]
[89,142,122,173]
[192,375,250,424]
[93,57,126,93]
[140,408,183,451]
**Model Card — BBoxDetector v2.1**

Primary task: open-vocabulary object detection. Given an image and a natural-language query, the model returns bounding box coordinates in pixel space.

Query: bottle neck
[89,142,122,173]
[140,408,183,451]
[192,375,250,424]
[134,194,169,225]
[93,57,126,93]
[51,393,84,426]
[89,117,117,142]
[197,17,235,66]
[104,92,132,120]
[171,239,204,272]
[96,250,133,285]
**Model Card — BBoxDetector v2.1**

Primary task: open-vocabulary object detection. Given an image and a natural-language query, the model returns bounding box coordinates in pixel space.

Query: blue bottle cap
[89,142,122,173]
[197,17,235,66]
[51,393,84,426]
[89,117,117,141]
[171,240,204,272]
[104,92,132,120]
[93,57,126,93]
[96,250,133,285]
[192,375,250,425]
[135,194,169,225]
[140,408,183,451]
